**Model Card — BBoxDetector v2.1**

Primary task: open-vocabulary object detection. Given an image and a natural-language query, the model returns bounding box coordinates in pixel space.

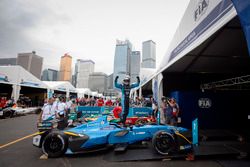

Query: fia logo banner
[194,0,209,21]
[198,98,212,108]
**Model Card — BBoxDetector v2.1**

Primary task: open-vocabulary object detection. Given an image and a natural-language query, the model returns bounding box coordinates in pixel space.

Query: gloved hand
[115,76,119,82]
[136,76,140,83]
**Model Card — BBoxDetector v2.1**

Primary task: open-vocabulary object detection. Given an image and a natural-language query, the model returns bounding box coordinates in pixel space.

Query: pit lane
[0,114,249,167]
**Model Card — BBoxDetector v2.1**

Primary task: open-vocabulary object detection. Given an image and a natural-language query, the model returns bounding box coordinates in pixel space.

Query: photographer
[166,97,179,126]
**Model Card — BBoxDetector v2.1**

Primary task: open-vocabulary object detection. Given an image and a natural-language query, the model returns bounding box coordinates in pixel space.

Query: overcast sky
[0,0,189,75]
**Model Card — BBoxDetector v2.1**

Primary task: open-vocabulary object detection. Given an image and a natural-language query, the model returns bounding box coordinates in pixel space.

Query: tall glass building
[141,40,156,68]
[41,68,58,81]
[88,72,108,93]
[75,59,95,88]
[130,51,141,83]
[113,40,132,85]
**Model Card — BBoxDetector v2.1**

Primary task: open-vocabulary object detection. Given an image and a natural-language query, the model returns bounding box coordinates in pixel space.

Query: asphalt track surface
[0,114,250,167]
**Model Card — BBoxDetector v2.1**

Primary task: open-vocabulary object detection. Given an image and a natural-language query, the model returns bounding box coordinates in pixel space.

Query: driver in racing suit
[114,75,140,126]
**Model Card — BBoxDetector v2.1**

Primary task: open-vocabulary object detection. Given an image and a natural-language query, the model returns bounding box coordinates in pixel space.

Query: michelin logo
[194,0,209,21]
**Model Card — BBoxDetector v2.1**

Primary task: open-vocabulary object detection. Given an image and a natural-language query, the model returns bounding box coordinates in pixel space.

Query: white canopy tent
[0,65,47,102]
[43,81,76,98]
[76,88,92,98]
[91,91,98,97]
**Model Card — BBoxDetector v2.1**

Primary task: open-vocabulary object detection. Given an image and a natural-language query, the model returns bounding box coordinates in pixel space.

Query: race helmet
[123,75,130,85]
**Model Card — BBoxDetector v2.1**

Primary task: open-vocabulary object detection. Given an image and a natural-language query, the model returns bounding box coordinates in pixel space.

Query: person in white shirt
[38,98,54,122]
[66,98,73,113]
[56,96,67,118]
[51,97,59,116]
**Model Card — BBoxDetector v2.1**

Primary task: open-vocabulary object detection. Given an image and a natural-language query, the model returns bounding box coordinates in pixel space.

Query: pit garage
[19,86,46,106]
[163,15,250,130]
[0,66,48,106]
[140,0,250,131]
[0,82,13,99]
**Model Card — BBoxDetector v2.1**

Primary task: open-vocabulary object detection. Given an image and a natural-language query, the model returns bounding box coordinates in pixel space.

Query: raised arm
[131,76,140,88]
[114,76,122,89]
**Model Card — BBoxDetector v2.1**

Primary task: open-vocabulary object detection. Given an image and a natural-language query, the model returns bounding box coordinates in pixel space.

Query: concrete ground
[0,114,249,167]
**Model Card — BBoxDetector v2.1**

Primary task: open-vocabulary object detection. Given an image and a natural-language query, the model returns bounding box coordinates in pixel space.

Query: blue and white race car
[33,116,192,158]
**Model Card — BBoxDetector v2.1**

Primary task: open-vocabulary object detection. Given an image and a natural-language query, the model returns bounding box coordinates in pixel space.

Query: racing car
[33,115,192,158]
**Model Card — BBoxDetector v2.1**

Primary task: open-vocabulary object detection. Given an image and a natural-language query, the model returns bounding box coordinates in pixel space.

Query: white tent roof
[76,88,92,94]
[91,91,98,97]
[140,0,238,87]
[43,81,76,92]
[158,0,236,73]
[139,68,156,86]
[0,65,47,89]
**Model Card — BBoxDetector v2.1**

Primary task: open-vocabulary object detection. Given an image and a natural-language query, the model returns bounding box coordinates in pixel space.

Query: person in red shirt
[105,99,113,106]
[113,106,122,118]
[97,97,104,107]
[0,97,7,108]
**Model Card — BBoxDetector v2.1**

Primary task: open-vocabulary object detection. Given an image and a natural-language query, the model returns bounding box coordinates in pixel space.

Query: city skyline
[0,0,189,75]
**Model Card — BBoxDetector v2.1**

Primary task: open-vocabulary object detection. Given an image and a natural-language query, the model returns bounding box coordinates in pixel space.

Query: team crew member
[105,98,113,106]
[66,97,73,114]
[38,98,54,122]
[97,97,104,106]
[114,75,140,126]
[55,96,67,118]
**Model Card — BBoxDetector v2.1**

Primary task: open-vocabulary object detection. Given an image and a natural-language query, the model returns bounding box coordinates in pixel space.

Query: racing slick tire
[152,130,176,155]
[42,131,68,158]
[3,108,12,118]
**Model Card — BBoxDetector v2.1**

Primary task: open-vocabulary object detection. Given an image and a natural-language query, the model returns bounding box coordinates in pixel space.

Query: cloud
[0,0,70,59]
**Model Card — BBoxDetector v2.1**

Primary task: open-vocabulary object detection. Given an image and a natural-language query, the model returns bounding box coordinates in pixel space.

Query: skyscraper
[17,51,43,79]
[141,40,156,68]
[59,53,72,81]
[113,40,132,85]
[130,51,141,83]
[88,72,108,93]
[41,68,58,81]
[75,59,95,88]
[107,73,113,89]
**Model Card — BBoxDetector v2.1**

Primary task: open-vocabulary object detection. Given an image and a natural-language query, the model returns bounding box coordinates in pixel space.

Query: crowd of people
[76,97,120,107]
[75,96,154,108]
[38,95,180,126]
[38,95,77,122]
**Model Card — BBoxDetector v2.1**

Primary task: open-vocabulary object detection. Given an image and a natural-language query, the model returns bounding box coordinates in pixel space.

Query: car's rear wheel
[152,130,176,155]
[42,131,68,158]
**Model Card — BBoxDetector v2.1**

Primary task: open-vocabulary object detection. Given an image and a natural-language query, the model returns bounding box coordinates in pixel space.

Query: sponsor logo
[194,0,209,21]
[82,110,100,114]
[135,132,146,135]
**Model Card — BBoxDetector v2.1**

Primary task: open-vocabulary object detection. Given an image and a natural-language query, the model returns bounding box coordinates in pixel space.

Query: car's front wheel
[42,131,68,158]
[152,130,176,155]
